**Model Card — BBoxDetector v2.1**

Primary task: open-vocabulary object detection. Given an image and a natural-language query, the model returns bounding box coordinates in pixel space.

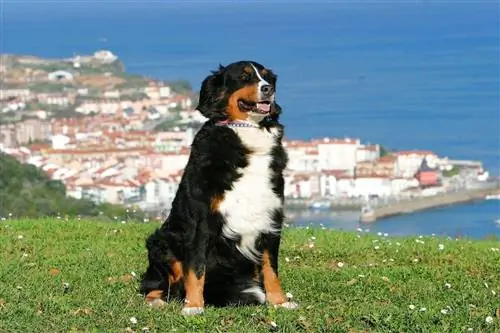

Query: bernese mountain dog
[140,60,297,315]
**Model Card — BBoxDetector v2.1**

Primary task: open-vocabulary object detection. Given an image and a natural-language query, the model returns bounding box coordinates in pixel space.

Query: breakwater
[361,186,500,223]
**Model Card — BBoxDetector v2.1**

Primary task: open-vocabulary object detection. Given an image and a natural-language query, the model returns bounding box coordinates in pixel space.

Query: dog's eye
[240,74,251,82]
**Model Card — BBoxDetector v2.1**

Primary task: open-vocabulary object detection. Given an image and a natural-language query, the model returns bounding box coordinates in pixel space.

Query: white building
[396,151,437,178]
[316,137,360,173]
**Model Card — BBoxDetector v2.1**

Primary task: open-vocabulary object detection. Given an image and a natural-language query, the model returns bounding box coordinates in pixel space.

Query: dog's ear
[196,65,225,119]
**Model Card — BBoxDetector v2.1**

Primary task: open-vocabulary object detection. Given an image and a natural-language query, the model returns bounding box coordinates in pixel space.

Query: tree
[380,145,390,157]
[0,154,146,220]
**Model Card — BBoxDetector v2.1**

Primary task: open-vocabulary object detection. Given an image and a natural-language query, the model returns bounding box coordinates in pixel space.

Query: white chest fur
[219,126,282,262]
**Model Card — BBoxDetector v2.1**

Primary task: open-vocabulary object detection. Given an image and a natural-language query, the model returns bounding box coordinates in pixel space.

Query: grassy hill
[0,219,498,333]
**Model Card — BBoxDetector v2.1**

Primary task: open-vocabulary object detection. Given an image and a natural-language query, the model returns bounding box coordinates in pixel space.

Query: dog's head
[196,61,282,124]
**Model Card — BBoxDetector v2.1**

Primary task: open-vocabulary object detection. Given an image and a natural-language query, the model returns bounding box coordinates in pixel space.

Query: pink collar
[216,120,260,128]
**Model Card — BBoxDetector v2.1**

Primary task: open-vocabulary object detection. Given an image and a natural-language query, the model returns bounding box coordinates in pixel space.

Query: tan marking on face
[226,84,259,120]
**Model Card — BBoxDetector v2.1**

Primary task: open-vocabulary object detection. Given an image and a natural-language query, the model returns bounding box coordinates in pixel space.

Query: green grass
[0,219,498,333]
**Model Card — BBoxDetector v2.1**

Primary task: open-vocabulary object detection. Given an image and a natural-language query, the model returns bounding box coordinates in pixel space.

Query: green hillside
[0,219,498,332]
[0,154,143,220]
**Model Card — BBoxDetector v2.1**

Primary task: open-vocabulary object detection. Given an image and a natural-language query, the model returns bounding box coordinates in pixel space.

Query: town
[0,51,494,216]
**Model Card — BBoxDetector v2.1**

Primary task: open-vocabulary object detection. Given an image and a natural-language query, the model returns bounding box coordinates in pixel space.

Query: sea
[3,0,499,239]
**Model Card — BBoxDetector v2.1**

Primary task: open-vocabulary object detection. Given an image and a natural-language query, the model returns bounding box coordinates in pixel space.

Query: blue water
[292,199,500,239]
[3,1,499,238]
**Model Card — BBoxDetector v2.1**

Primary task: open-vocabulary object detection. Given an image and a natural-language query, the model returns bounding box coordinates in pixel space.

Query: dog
[140,60,297,315]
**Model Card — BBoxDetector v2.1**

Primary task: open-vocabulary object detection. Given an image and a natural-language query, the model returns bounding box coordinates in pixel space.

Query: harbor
[360,185,500,223]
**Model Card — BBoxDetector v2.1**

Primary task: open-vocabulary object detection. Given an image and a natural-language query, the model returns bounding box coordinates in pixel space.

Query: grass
[0,219,498,333]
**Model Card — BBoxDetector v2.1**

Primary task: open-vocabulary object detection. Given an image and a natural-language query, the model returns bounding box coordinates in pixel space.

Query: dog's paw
[147,298,166,308]
[145,290,166,308]
[274,301,299,310]
[181,307,205,316]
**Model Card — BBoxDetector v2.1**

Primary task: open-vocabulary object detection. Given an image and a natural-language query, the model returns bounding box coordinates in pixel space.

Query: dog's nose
[261,84,274,96]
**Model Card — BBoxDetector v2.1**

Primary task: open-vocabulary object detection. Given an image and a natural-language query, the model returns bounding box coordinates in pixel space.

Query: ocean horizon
[2,0,499,238]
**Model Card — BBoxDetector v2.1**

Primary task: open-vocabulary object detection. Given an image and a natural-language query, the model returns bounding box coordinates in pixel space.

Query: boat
[307,200,332,211]
[485,194,500,200]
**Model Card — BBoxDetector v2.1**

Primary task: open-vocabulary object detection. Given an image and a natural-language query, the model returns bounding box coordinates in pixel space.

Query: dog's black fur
[140,61,290,311]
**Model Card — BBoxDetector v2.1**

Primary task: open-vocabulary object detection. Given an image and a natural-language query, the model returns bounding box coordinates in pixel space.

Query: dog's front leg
[261,235,298,309]
[181,229,208,316]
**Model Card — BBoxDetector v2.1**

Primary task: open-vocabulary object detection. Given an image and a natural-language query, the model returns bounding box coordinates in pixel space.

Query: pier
[360,185,500,223]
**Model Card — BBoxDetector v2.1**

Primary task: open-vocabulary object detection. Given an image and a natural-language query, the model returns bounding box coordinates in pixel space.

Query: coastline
[360,185,500,223]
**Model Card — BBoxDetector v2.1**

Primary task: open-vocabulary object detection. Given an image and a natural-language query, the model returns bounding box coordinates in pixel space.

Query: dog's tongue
[256,103,271,113]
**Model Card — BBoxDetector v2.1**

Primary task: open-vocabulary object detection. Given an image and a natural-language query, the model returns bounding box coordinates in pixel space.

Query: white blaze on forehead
[250,63,270,86]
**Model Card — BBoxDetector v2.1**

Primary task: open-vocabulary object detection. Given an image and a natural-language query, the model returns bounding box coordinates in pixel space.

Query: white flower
[491,290,496,296]
[485,316,493,324]
[286,292,293,299]
[358,274,365,278]
[130,317,138,325]
[419,307,427,312]
[438,244,445,250]
[396,242,401,246]
[377,232,382,236]
[311,236,316,240]
[408,304,415,310]
[270,321,278,328]
[308,243,314,248]
[374,246,380,250]
[121,220,126,224]
[467,328,473,332]
[484,282,489,289]
[337,262,344,268]
[356,227,363,232]
[389,258,394,262]
[383,233,388,237]
[413,258,419,263]
[284,257,290,263]
[440,309,448,315]
[131,271,137,277]
[17,235,24,239]
[444,283,451,289]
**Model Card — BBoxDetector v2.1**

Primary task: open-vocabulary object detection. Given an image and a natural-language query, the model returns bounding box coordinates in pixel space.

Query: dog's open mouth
[238,99,271,114]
